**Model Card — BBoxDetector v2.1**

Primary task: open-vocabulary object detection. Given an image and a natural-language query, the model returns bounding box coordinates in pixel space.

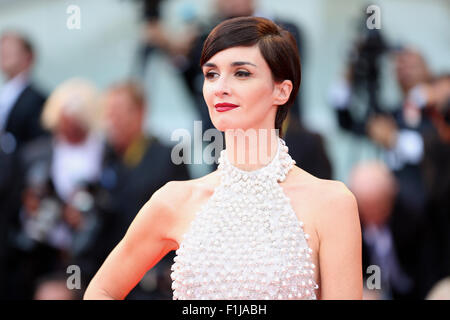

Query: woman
[84,16,362,300]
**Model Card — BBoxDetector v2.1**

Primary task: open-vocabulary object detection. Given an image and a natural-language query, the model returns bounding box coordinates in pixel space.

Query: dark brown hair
[200,16,301,136]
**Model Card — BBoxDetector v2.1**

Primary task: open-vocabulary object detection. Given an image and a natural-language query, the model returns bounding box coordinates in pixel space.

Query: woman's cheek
[203,83,215,109]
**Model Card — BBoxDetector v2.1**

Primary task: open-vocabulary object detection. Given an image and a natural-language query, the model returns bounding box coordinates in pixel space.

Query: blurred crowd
[328,22,450,298]
[0,0,449,300]
[0,27,190,299]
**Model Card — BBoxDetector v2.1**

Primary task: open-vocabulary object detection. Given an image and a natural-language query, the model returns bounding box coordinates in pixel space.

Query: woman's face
[202,45,291,133]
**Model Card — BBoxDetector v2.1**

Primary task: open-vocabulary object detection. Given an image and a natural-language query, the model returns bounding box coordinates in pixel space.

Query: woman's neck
[224,128,279,172]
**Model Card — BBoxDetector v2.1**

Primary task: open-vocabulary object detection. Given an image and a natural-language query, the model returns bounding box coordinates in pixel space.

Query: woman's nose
[214,76,231,97]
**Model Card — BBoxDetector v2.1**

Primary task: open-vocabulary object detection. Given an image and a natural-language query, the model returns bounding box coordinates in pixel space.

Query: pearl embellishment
[170,137,318,300]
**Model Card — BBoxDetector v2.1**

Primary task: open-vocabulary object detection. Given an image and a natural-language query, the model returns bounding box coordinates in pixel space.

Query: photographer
[329,11,432,165]
[332,44,433,217]
[331,44,432,165]
[133,0,199,76]
[329,17,437,298]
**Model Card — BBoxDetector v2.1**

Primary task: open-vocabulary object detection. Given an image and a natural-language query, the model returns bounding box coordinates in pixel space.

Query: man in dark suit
[0,31,47,149]
[97,80,190,299]
[0,31,47,299]
[349,161,422,299]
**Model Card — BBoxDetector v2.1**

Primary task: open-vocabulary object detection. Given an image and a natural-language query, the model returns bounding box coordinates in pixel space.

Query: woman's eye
[235,70,251,78]
[204,72,218,79]
[204,70,250,79]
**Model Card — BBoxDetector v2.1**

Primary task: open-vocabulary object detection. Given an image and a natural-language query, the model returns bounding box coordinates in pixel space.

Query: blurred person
[100,80,191,242]
[0,31,47,149]
[0,146,21,298]
[396,48,433,100]
[33,272,80,300]
[85,17,362,300]
[365,49,433,153]
[414,74,450,298]
[283,113,333,180]
[96,80,190,299]
[331,48,432,169]
[4,78,104,299]
[133,0,199,76]
[0,32,48,297]
[349,161,423,299]
[331,47,434,232]
[37,78,104,202]
[410,74,450,142]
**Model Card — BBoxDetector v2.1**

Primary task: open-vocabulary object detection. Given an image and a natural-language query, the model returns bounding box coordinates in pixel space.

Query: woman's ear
[273,80,293,106]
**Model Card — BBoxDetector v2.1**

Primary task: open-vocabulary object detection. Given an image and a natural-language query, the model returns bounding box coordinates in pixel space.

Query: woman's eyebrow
[202,61,257,68]
[203,62,216,68]
[231,61,256,67]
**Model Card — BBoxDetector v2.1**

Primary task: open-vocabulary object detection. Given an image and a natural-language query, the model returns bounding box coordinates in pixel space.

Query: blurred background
[0,0,449,300]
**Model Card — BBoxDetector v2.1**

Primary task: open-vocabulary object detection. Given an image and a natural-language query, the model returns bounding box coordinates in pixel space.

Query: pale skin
[0,33,33,80]
[84,45,362,300]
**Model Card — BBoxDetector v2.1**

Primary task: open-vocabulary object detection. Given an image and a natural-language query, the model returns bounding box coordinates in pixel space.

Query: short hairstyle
[200,16,301,136]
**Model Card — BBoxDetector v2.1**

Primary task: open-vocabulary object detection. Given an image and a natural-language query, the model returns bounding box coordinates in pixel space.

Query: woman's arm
[317,182,363,299]
[83,182,180,300]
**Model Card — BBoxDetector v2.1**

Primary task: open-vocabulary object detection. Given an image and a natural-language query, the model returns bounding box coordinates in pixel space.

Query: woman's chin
[211,119,246,133]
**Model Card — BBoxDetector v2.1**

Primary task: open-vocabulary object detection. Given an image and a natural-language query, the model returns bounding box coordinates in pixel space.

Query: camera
[347,9,393,115]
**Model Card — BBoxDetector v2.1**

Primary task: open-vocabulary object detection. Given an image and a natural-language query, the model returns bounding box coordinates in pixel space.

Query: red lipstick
[214,103,239,112]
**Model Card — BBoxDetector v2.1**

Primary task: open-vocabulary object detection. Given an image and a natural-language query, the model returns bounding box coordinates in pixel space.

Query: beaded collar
[217,136,295,184]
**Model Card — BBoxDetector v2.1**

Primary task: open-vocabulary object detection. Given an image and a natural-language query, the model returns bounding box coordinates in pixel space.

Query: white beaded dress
[170,137,319,300]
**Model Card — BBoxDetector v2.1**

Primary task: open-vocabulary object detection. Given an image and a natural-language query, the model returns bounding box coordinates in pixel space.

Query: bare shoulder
[308,173,356,209]
[286,165,356,203]
[146,171,221,243]
[132,179,193,230]
[284,166,359,239]
[151,180,193,214]
[158,170,221,214]
[315,178,358,225]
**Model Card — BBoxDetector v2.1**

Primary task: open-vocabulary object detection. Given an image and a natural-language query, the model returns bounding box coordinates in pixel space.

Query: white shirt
[0,72,30,132]
[51,132,105,201]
